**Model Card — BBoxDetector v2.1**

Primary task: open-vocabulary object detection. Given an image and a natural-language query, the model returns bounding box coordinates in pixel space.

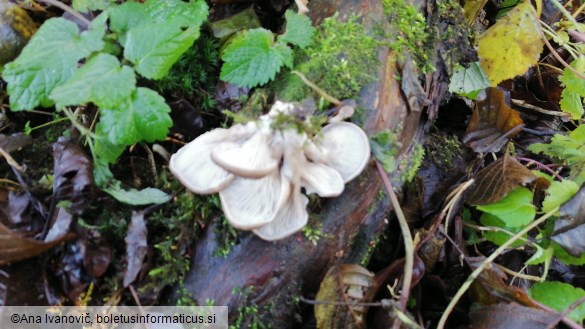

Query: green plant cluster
[274,14,379,104]
[220,10,315,88]
[2,0,208,187]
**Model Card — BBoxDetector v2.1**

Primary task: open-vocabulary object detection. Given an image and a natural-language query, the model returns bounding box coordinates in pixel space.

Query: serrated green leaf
[50,54,136,109]
[529,125,585,185]
[448,62,490,99]
[279,10,315,49]
[542,180,579,214]
[221,28,293,88]
[476,187,535,227]
[123,23,201,80]
[104,184,171,205]
[560,88,583,120]
[108,2,150,37]
[559,57,585,97]
[97,88,172,146]
[530,281,585,322]
[143,0,208,28]
[3,18,105,111]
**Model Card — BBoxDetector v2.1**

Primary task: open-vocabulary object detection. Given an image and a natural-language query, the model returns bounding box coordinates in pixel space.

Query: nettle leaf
[50,54,136,109]
[3,18,105,111]
[123,23,201,79]
[97,87,172,146]
[477,1,544,86]
[108,2,150,37]
[448,62,490,99]
[143,0,208,28]
[221,28,293,88]
[279,10,315,49]
[529,281,585,323]
[542,180,579,214]
[476,187,535,227]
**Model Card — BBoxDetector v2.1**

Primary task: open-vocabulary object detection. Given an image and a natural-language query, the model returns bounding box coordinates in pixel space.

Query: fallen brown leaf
[463,87,524,153]
[466,154,537,205]
[552,186,585,257]
[468,303,557,329]
[0,223,72,265]
[123,211,148,287]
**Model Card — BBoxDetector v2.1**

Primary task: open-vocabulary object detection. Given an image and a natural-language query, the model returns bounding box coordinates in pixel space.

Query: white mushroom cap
[219,170,291,229]
[305,122,370,183]
[169,129,235,194]
[301,161,344,197]
[253,184,309,241]
[211,130,281,178]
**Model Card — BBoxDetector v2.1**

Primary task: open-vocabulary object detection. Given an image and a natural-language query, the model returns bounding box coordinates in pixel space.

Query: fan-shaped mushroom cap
[305,122,370,183]
[211,130,281,178]
[301,161,344,197]
[169,129,235,194]
[253,184,309,241]
[219,170,291,229]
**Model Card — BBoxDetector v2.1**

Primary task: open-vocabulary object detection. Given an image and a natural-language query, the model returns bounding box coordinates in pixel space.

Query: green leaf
[3,18,105,111]
[560,89,583,120]
[448,62,491,99]
[123,23,201,80]
[279,10,315,49]
[476,187,535,227]
[529,281,585,322]
[559,57,585,97]
[480,213,524,247]
[528,125,585,185]
[97,87,172,146]
[220,28,293,88]
[553,242,585,265]
[104,183,171,205]
[143,0,208,28]
[108,2,150,37]
[542,179,579,214]
[73,0,116,12]
[50,54,136,109]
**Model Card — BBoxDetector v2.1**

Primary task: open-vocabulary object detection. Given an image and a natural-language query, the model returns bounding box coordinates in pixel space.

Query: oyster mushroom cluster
[169,101,370,241]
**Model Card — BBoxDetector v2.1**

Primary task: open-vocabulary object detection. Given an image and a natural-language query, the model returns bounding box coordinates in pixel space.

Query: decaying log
[181,0,457,325]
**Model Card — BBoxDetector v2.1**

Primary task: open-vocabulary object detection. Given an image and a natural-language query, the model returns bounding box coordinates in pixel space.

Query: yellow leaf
[478,1,544,86]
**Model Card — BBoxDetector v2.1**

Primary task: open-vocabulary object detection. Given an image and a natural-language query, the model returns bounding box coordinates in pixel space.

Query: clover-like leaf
[50,54,136,109]
[476,187,535,227]
[3,18,105,111]
[220,28,294,88]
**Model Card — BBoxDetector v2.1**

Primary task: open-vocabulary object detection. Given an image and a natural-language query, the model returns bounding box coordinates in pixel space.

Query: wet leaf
[315,264,375,329]
[530,281,585,323]
[449,62,491,99]
[466,154,537,205]
[468,303,557,329]
[52,136,94,214]
[551,186,585,257]
[0,223,72,265]
[0,191,32,226]
[0,133,32,153]
[80,234,111,278]
[123,211,148,287]
[477,1,544,86]
[463,87,524,153]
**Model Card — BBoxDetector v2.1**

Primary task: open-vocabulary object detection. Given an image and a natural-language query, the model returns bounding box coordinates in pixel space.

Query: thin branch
[375,160,414,329]
[436,206,560,329]
[545,296,585,329]
[542,35,585,79]
[38,0,91,27]
[291,71,342,106]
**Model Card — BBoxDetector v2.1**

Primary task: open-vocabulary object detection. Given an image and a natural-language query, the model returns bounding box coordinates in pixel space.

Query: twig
[437,206,560,329]
[511,99,568,117]
[375,160,414,329]
[291,71,342,106]
[545,296,585,329]
[37,0,91,27]
[542,34,585,79]
[0,145,25,172]
[516,157,564,181]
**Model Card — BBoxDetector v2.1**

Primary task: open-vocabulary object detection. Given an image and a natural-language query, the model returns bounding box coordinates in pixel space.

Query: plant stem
[375,160,414,329]
[436,206,560,329]
[38,0,91,27]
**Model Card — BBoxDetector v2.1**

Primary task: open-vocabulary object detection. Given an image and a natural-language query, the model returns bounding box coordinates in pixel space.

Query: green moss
[273,14,379,105]
[426,132,462,171]
[400,143,425,182]
[230,286,271,329]
[155,33,220,112]
[381,0,433,73]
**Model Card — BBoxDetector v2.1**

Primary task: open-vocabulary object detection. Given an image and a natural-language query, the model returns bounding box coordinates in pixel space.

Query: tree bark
[181,0,458,325]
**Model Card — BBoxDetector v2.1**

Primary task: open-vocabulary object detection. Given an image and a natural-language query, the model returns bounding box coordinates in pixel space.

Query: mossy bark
[180,0,470,326]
